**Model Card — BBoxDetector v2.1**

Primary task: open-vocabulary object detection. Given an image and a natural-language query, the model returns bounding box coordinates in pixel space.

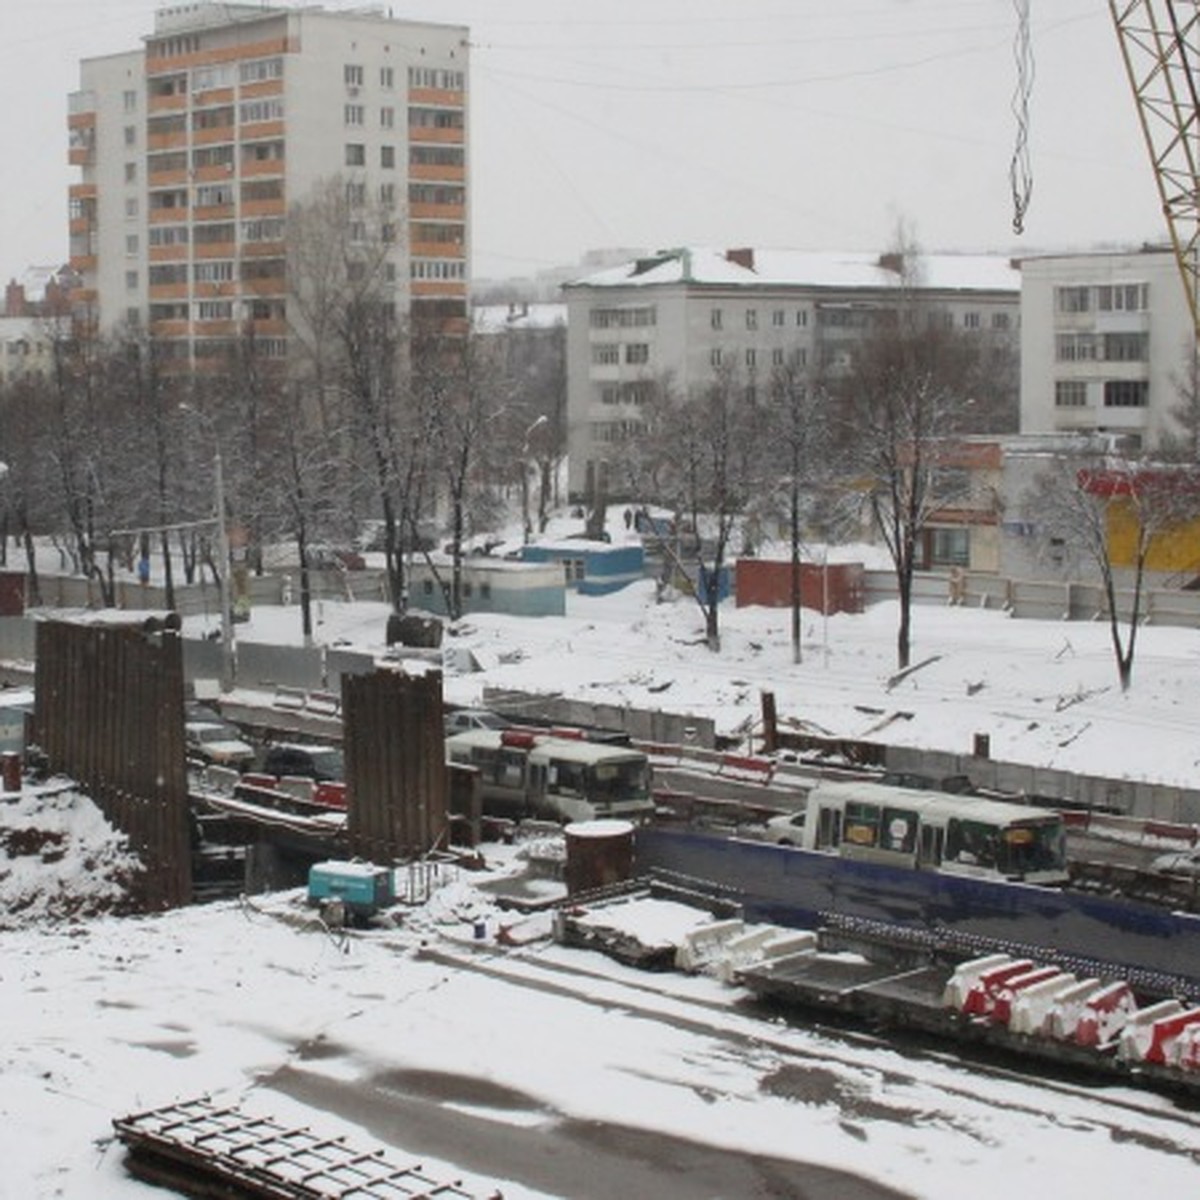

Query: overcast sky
[0,0,1168,285]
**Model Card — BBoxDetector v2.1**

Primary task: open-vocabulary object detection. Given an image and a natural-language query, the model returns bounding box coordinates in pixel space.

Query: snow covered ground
[6,556,1200,1196]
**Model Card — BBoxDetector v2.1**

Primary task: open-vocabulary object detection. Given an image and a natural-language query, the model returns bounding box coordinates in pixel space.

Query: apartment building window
[1104,332,1149,361]
[242,218,284,242]
[592,344,619,365]
[745,348,757,368]
[241,179,283,203]
[745,384,757,404]
[381,145,395,168]
[345,180,366,206]
[149,225,189,247]
[384,261,397,282]
[124,125,136,147]
[380,182,396,207]
[992,311,1011,330]
[123,89,137,112]
[1056,286,1091,313]
[1104,380,1149,408]
[196,183,233,207]
[242,140,283,165]
[796,309,808,326]
[1098,283,1148,312]
[963,312,980,329]
[240,57,283,84]
[409,107,465,131]
[589,306,655,329]
[380,106,395,129]
[745,309,758,330]
[1055,380,1088,408]
[125,234,139,256]
[772,310,785,327]
[345,104,364,126]
[193,261,234,283]
[625,343,649,365]
[772,348,785,366]
[1056,333,1097,361]
[710,308,723,330]
[193,145,234,170]
[349,220,367,244]
[409,182,465,207]
[930,528,970,567]
[380,66,394,89]
[345,143,366,166]
[711,348,722,367]
[124,162,137,183]
[240,99,283,123]
[125,197,139,217]
[197,300,233,321]
[345,64,364,88]
[125,270,138,290]
[191,64,234,92]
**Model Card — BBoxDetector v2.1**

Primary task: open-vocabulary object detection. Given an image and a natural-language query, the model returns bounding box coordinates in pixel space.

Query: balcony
[239,120,285,141]
[408,87,465,107]
[409,162,465,182]
[412,280,466,299]
[240,196,285,218]
[408,203,464,221]
[408,125,464,145]
[69,254,97,273]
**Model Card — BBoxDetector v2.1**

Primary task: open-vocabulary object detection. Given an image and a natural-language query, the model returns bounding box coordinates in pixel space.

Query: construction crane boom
[1109,0,1200,341]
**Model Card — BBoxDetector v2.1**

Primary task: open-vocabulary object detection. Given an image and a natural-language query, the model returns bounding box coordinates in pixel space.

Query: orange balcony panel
[193,163,236,183]
[241,158,284,178]
[240,197,285,218]
[408,88,465,107]
[242,277,286,296]
[239,120,284,140]
[69,183,97,199]
[149,245,188,263]
[69,254,96,273]
[149,207,190,223]
[192,87,235,106]
[193,281,237,299]
[409,126,464,145]
[241,241,284,258]
[149,93,187,113]
[240,78,284,100]
[69,217,93,236]
[149,169,189,187]
[68,148,93,166]
[67,111,96,130]
[192,126,235,147]
[409,202,465,221]
[412,280,466,298]
[194,320,238,336]
[149,283,190,300]
[249,318,287,336]
[147,131,188,152]
[193,241,236,259]
[411,242,465,259]
[193,203,234,221]
[149,320,190,338]
[147,35,288,73]
[409,162,465,183]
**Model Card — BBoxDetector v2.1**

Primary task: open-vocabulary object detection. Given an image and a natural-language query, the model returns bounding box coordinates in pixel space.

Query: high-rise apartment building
[67,3,468,364]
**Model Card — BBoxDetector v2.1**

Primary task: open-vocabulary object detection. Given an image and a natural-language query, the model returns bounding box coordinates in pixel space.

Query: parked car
[1151,848,1200,876]
[185,720,256,772]
[259,742,345,783]
[443,708,512,736]
[763,809,808,846]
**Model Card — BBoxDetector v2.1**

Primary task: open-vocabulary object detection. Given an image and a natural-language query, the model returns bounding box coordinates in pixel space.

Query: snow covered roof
[566,247,1019,294]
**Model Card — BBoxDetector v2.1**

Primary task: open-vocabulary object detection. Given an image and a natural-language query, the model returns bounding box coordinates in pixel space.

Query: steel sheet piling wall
[344,668,448,863]
[34,618,191,909]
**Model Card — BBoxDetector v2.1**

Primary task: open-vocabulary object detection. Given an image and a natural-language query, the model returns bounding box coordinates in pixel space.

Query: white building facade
[68,3,468,363]
[1018,247,1192,453]
[563,247,1021,503]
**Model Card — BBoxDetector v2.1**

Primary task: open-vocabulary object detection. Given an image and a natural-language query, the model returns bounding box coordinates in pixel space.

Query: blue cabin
[521,539,644,595]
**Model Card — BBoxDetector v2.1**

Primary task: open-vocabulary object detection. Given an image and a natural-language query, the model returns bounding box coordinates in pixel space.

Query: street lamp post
[213,447,234,693]
[521,414,548,544]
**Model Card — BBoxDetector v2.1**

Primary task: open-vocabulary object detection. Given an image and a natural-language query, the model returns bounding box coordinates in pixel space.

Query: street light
[520,414,548,544]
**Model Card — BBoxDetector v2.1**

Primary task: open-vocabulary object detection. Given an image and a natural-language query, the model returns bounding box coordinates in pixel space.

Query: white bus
[445,728,654,824]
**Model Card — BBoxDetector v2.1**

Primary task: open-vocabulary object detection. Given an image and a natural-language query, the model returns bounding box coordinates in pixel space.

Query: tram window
[880,807,918,854]
[816,806,842,849]
[946,818,998,868]
[919,823,944,867]
[843,801,881,848]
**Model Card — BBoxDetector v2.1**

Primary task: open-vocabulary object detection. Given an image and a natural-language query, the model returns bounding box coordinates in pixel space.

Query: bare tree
[638,364,764,650]
[1026,449,1200,691]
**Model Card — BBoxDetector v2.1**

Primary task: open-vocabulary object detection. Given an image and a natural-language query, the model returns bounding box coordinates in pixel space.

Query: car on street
[185,720,256,772]
[443,708,512,736]
[762,809,808,846]
[259,741,345,783]
[1151,847,1200,876]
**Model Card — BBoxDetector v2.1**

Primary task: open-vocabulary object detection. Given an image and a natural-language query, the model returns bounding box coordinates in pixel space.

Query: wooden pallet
[113,1096,493,1199]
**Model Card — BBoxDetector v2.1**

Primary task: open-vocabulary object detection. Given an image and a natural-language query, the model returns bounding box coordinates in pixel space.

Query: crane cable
[1011,0,1035,234]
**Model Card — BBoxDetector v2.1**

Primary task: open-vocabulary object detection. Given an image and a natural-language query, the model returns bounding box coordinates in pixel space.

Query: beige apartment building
[563,247,1021,503]
[68,2,468,364]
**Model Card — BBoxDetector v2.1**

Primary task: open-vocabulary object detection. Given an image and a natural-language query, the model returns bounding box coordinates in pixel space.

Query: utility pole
[214,449,233,693]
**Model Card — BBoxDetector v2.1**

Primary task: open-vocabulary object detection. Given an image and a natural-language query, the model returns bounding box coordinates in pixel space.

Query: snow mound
[0,785,143,927]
